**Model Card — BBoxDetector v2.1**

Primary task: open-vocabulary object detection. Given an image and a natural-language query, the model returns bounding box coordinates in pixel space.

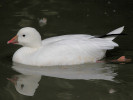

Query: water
[0,0,133,100]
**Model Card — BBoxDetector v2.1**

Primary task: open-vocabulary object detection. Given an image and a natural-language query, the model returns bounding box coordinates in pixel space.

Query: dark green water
[0,0,133,100]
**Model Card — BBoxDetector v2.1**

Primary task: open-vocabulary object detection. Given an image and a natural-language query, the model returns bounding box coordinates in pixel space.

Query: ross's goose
[7,26,124,66]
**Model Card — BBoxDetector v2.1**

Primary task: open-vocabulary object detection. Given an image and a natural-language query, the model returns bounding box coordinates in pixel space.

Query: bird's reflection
[8,62,117,96]
[7,74,41,96]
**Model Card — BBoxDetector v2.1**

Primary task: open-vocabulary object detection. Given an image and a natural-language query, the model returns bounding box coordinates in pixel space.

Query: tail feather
[107,26,124,35]
[99,26,125,40]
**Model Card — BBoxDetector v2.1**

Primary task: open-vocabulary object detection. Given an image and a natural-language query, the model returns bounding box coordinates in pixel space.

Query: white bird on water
[7,26,124,66]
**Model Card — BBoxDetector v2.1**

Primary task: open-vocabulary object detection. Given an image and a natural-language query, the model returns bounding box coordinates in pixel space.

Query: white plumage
[8,26,124,66]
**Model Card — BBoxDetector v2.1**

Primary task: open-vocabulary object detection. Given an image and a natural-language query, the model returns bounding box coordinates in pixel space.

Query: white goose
[8,26,124,66]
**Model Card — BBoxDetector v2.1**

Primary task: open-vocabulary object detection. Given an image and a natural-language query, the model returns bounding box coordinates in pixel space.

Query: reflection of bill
[7,62,117,96]
[7,75,41,96]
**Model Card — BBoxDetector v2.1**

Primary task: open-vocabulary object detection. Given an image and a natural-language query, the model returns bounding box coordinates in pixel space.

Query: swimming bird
[7,26,124,66]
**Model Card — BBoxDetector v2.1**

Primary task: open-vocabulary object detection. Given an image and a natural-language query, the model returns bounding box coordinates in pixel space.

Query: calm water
[0,0,133,100]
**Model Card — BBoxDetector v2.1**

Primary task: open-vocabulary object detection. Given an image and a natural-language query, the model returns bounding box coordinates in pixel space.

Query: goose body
[8,26,124,66]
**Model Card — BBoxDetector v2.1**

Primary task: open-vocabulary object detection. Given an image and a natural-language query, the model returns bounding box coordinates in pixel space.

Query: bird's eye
[22,34,26,37]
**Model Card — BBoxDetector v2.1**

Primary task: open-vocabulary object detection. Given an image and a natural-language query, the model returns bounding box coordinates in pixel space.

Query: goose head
[8,27,42,48]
